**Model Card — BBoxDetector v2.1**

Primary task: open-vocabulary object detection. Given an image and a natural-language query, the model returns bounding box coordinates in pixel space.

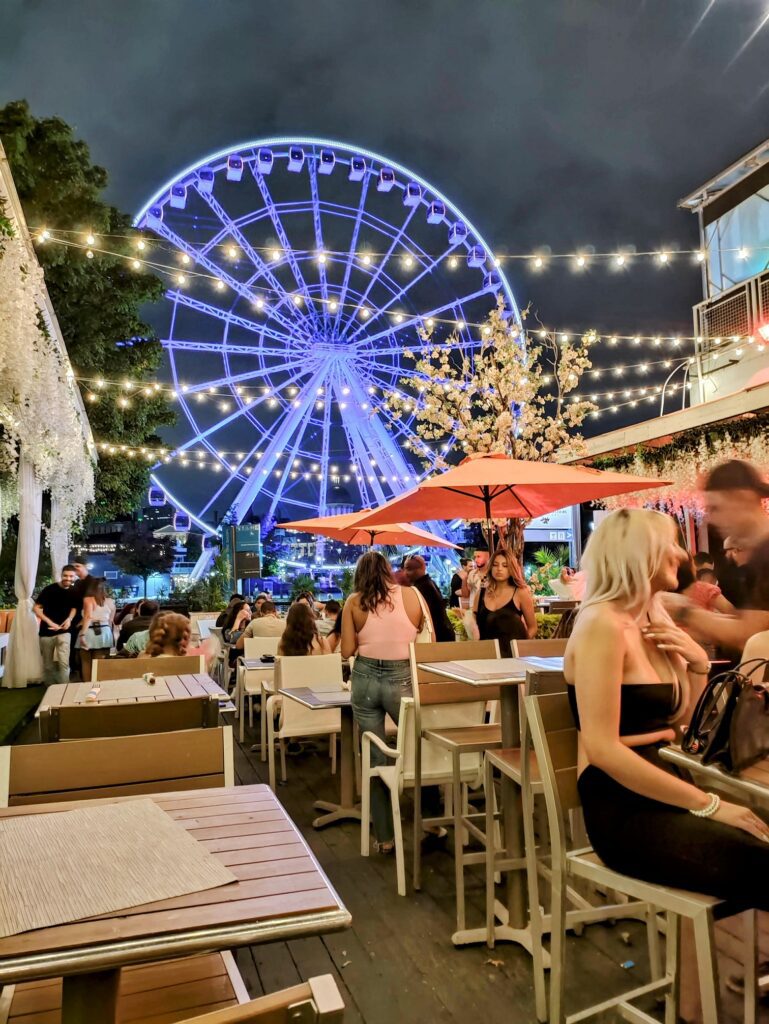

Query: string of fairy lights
[34,225,763,272]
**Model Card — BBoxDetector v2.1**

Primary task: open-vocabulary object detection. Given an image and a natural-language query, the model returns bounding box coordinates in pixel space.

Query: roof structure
[679,136,769,215]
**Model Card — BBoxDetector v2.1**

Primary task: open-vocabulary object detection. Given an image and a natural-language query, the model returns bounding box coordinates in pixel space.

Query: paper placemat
[0,799,236,938]
[74,679,172,703]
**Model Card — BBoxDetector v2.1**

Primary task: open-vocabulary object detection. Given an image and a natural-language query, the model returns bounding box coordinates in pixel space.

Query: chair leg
[361,759,371,857]
[691,908,722,1024]
[644,903,662,980]
[248,693,254,729]
[353,722,362,797]
[547,867,567,1024]
[390,781,406,897]
[744,909,758,1024]
[330,733,337,775]
[238,680,246,745]
[484,756,496,949]
[412,771,423,892]
[523,787,548,1023]
[260,683,268,761]
[279,738,287,783]
[452,753,465,934]
[664,912,681,1024]
[267,716,276,792]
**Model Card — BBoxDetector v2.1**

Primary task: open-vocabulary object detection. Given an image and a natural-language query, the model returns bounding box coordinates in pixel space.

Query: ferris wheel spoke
[342,371,414,484]
[165,292,302,349]
[222,363,331,524]
[181,355,318,395]
[345,244,455,345]
[308,160,329,306]
[336,405,388,509]
[249,166,321,329]
[351,288,490,350]
[331,175,370,336]
[192,184,301,311]
[162,338,297,360]
[317,389,333,517]
[154,221,303,339]
[335,415,373,508]
[265,407,317,521]
[336,203,419,340]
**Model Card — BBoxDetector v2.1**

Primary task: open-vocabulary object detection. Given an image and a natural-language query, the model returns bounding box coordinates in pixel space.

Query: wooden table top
[280,687,351,709]
[661,745,769,810]
[418,656,564,687]
[38,673,233,712]
[0,784,350,983]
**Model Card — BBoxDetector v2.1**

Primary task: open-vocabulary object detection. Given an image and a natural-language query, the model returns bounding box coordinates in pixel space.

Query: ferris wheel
[134,137,520,538]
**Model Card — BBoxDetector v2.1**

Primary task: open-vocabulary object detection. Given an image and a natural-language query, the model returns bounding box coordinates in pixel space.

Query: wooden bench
[0,727,234,806]
[38,693,220,742]
[94,655,205,682]
[0,959,344,1022]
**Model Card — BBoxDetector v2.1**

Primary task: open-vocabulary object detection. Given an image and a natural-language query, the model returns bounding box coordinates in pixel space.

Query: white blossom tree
[383,298,597,554]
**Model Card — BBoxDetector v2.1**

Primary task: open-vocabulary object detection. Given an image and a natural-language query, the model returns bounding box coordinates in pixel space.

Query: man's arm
[676,603,769,652]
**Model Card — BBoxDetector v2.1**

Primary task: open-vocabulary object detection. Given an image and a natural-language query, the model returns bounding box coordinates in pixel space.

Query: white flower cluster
[0,227,94,547]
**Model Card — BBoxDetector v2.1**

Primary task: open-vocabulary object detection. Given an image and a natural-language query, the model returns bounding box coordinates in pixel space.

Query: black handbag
[682,658,769,772]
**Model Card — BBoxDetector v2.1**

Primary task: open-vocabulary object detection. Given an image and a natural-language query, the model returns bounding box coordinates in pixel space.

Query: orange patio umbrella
[356,453,668,528]
[280,509,460,549]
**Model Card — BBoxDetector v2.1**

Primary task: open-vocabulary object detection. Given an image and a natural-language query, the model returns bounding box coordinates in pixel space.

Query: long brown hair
[354,551,395,612]
[278,603,318,656]
[144,612,191,657]
[84,577,107,606]
[486,545,526,594]
[222,599,248,634]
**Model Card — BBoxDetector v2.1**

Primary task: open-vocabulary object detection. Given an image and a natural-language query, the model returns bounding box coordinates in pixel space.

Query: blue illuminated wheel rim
[135,137,520,533]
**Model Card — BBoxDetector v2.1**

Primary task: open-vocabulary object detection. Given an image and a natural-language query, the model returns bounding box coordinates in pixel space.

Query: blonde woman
[566,508,769,907]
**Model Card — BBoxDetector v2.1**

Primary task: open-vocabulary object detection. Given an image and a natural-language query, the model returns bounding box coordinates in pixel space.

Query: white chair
[360,695,490,897]
[235,636,281,745]
[266,653,343,792]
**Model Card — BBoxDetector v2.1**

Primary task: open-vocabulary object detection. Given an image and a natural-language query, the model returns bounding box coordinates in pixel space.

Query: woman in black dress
[473,546,536,655]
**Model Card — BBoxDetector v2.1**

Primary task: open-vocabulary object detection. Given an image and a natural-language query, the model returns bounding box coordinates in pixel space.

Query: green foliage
[174,551,231,612]
[526,545,570,597]
[289,574,316,601]
[535,612,562,639]
[0,100,173,520]
[339,567,355,600]
[446,607,468,639]
[111,521,175,597]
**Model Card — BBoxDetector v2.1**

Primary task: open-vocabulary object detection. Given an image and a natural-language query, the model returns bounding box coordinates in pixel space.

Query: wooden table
[417,656,563,953]
[37,672,235,726]
[0,784,350,1024]
[279,686,361,830]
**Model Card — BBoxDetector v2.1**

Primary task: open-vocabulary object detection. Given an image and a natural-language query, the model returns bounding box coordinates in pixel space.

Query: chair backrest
[521,692,580,865]
[512,638,568,658]
[38,694,220,742]
[549,600,579,614]
[196,618,217,639]
[93,654,206,681]
[244,636,281,659]
[398,698,486,786]
[0,726,234,806]
[178,974,344,1023]
[274,654,343,737]
[409,639,501,703]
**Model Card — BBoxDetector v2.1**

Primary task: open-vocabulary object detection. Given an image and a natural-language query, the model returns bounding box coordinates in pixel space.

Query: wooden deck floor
[15,718,765,1022]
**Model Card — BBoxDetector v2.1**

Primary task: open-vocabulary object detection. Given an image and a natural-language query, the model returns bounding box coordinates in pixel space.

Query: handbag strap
[411,586,433,638]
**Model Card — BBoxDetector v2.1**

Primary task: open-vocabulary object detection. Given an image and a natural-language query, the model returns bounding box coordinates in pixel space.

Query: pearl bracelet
[690,792,720,818]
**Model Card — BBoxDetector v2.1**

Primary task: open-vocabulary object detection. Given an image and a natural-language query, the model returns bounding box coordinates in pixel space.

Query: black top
[117,614,154,652]
[567,682,681,736]
[35,583,77,637]
[744,535,769,611]
[449,572,463,608]
[413,575,454,642]
[476,587,527,657]
[70,574,93,625]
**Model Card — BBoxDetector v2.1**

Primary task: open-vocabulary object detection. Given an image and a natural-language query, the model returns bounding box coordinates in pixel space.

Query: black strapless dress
[568,682,769,909]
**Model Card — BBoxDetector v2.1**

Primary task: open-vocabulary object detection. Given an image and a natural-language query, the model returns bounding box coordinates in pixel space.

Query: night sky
[3,0,769,512]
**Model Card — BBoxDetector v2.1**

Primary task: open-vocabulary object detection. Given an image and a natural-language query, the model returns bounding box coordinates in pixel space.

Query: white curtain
[5,455,43,688]
[49,494,70,582]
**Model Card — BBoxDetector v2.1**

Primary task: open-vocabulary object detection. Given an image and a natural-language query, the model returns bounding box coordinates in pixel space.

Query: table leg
[62,969,120,1024]
[313,706,362,828]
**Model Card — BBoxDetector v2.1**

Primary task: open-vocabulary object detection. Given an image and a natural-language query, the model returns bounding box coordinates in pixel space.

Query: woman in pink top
[341,551,430,852]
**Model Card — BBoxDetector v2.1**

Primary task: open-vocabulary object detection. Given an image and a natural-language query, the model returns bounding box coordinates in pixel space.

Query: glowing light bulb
[696,250,705,263]
[658,252,669,264]
[533,256,544,269]
[254,298,265,310]
[328,299,338,312]
[738,247,750,260]
[132,259,141,269]
[176,274,186,286]
[456,320,465,330]
[86,250,94,260]
[317,252,327,265]
[403,254,415,269]
[227,246,238,259]
[181,253,191,265]
[215,279,225,291]
[615,254,625,267]
[293,294,302,306]
[361,253,372,265]
[271,249,281,261]
[448,256,458,269]
[86,233,95,246]
[136,239,146,251]
[360,307,370,319]
[394,313,404,324]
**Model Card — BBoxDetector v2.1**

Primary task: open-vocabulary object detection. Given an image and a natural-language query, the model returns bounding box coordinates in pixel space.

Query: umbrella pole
[483,488,495,553]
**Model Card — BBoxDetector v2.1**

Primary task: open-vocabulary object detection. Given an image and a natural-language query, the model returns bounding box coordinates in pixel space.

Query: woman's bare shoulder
[570,603,627,643]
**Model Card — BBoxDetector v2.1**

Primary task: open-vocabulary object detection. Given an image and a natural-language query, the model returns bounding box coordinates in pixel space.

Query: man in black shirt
[667,460,769,650]
[404,556,454,642]
[34,565,78,684]
[116,600,159,652]
[449,558,470,609]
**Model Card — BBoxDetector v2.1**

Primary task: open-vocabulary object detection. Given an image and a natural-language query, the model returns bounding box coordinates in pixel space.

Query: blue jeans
[351,655,412,844]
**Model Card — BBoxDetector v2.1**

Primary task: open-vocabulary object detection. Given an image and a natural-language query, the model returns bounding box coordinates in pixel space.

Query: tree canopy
[0,100,173,521]
[112,521,176,597]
